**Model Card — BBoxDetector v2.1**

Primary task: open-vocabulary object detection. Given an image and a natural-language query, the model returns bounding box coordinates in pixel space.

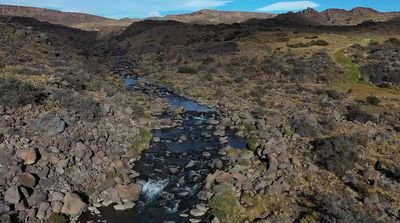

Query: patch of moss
[210,184,243,223]
[246,135,260,152]
[131,128,153,153]
[299,212,319,223]
[45,214,68,223]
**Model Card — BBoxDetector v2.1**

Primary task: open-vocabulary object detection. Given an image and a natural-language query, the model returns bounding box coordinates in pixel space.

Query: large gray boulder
[33,112,65,136]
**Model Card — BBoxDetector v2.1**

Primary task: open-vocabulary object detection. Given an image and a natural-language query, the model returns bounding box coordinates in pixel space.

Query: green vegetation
[332,48,364,83]
[177,66,198,74]
[210,184,295,223]
[246,135,261,152]
[131,128,153,153]
[0,77,45,107]
[209,184,243,223]
[45,214,68,223]
[366,95,381,105]
[288,40,329,48]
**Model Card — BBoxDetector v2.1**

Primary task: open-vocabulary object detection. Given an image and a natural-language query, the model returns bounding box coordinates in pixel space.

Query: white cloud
[148,11,161,17]
[257,1,320,12]
[0,0,232,18]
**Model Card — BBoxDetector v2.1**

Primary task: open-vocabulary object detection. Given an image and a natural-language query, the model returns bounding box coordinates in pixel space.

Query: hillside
[0,4,112,26]
[265,7,400,26]
[160,9,276,24]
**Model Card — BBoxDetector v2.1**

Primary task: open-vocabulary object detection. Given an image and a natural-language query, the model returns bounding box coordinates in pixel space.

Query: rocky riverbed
[78,72,248,223]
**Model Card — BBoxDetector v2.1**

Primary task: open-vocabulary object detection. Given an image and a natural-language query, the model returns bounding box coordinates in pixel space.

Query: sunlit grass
[333,48,363,83]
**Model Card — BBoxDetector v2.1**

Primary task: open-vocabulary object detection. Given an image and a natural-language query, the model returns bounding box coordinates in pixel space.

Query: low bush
[311,133,367,176]
[250,85,268,98]
[53,91,102,121]
[45,213,68,223]
[345,104,376,123]
[177,66,197,74]
[0,77,46,107]
[288,40,329,48]
[366,95,381,105]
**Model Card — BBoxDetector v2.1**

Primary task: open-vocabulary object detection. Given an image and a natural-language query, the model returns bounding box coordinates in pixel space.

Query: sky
[0,0,399,19]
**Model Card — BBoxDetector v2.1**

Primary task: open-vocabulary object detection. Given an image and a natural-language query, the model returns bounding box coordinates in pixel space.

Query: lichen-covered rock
[33,112,65,136]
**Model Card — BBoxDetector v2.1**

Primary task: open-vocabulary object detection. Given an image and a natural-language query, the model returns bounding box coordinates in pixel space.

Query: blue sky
[0,0,399,19]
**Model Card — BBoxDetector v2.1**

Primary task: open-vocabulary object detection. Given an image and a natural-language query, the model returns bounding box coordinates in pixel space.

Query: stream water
[80,76,246,223]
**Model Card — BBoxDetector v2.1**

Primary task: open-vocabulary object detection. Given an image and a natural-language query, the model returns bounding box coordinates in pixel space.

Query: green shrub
[210,184,243,223]
[177,66,197,74]
[45,214,68,223]
[250,85,268,98]
[131,128,153,153]
[288,40,329,48]
[233,76,244,83]
[345,104,376,123]
[366,95,381,105]
[311,133,367,176]
[0,77,45,107]
[53,91,101,121]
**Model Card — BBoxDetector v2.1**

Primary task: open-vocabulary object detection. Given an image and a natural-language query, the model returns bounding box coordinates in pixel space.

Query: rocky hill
[0,4,112,26]
[156,9,276,24]
[263,7,400,26]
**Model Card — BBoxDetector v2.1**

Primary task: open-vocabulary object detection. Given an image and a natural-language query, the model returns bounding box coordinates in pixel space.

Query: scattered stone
[50,192,65,202]
[169,167,179,174]
[113,201,135,211]
[195,203,208,212]
[73,142,92,161]
[16,148,38,165]
[197,191,212,201]
[116,184,142,202]
[0,201,10,214]
[202,151,211,158]
[211,216,221,223]
[18,173,37,188]
[176,190,190,197]
[33,112,65,136]
[27,191,47,207]
[5,186,20,204]
[185,160,198,168]
[215,172,232,184]
[61,192,87,218]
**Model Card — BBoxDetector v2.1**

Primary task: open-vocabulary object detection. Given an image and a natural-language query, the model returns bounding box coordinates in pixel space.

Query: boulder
[113,201,135,211]
[73,142,92,161]
[116,184,142,202]
[60,192,87,218]
[27,191,47,207]
[190,208,206,217]
[215,172,232,184]
[33,112,65,136]
[18,173,37,188]
[176,190,190,197]
[289,113,323,138]
[0,201,10,214]
[50,192,65,202]
[5,186,20,204]
[16,148,38,165]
